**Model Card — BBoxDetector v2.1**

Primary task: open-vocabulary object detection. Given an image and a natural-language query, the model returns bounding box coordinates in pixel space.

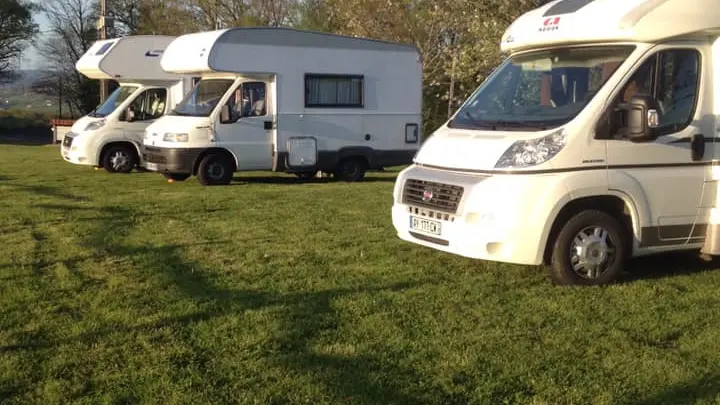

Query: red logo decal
[539,17,561,32]
[543,17,561,26]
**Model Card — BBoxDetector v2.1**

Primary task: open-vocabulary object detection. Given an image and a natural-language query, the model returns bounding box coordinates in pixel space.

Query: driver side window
[123,88,167,122]
[221,82,267,123]
[607,49,700,139]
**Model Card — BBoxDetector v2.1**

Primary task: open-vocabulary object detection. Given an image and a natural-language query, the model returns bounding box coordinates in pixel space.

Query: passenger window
[656,50,699,132]
[606,49,699,139]
[125,89,167,121]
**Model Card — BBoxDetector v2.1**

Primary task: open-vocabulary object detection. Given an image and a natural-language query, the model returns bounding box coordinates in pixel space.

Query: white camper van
[61,35,195,173]
[140,27,422,185]
[391,0,720,285]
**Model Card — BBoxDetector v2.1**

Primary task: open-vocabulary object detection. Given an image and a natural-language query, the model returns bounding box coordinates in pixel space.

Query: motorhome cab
[141,27,422,185]
[391,0,720,285]
[61,35,194,173]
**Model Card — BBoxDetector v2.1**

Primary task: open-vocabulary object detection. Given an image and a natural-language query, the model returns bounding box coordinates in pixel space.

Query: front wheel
[549,210,628,286]
[197,154,233,186]
[102,145,137,174]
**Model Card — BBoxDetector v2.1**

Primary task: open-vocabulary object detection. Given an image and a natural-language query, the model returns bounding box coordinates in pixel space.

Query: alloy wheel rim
[110,151,130,171]
[570,225,617,279]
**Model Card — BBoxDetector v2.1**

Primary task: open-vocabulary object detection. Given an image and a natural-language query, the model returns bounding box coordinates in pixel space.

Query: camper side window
[607,49,700,139]
[305,74,363,108]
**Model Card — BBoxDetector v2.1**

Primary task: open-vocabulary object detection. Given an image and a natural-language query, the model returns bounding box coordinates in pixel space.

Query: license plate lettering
[410,216,441,236]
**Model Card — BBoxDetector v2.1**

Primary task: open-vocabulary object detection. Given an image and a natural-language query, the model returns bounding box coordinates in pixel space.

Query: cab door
[123,88,168,144]
[604,44,713,247]
[216,80,274,171]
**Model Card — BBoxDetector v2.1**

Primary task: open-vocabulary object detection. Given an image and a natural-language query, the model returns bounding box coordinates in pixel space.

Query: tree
[0,0,38,83]
[36,0,103,117]
[312,0,537,135]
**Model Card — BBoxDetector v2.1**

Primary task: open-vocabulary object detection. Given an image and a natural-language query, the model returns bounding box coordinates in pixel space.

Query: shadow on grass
[619,373,720,405]
[2,182,89,202]
[619,251,720,283]
[1,202,453,404]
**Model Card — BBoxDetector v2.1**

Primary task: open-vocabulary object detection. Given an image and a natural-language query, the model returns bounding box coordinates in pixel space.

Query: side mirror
[220,105,230,123]
[126,108,135,123]
[627,94,660,143]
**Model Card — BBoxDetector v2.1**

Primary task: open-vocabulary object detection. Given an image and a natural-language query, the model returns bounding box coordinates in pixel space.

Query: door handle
[691,134,705,161]
[264,121,273,130]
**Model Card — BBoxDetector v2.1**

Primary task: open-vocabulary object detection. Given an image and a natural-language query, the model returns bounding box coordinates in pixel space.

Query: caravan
[391,0,720,285]
[140,27,422,185]
[61,35,195,173]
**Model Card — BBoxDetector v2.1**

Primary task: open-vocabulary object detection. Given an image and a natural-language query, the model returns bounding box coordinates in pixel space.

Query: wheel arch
[192,147,238,175]
[99,140,141,166]
[541,191,647,266]
[335,147,372,168]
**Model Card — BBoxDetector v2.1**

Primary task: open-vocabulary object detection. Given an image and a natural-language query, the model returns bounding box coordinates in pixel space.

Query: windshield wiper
[460,111,503,130]
[462,112,513,130]
[170,109,190,116]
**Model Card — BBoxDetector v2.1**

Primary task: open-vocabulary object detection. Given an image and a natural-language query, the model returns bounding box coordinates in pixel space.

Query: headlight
[84,119,106,131]
[494,128,567,169]
[163,133,189,142]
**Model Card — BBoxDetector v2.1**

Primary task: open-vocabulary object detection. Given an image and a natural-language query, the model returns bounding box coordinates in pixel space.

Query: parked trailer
[140,27,423,185]
[61,35,195,173]
[391,0,720,285]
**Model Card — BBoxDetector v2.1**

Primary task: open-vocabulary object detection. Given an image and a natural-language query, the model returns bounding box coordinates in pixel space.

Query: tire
[163,173,190,182]
[102,145,137,174]
[334,158,367,182]
[295,171,318,180]
[549,209,628,286]
[196,153,233,186]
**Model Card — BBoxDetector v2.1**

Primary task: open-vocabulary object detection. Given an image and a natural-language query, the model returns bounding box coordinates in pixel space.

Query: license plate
[145,162,158,171]
[410,216,441,236]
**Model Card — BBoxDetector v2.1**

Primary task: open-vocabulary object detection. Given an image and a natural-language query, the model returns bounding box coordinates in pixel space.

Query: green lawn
[3,144,720,405]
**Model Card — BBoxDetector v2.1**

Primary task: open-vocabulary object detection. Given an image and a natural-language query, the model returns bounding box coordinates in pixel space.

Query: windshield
[171,79,235,117]
[449,46,636,131]
[89,85,138,118]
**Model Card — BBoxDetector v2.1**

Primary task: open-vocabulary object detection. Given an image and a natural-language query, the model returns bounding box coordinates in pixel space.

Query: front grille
[142,147,167,164]
[402,179,464,214]
[62,135,73,147]
[143,153,167,164]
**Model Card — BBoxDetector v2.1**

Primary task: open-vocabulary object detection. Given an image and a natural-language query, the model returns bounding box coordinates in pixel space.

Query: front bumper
[60,133,93,166]
[391,164,561,266]
[141,146,203,174]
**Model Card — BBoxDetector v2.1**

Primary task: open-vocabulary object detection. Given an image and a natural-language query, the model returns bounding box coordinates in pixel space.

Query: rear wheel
[197,153,233,186]
[549,210,628,286]
[295,171,318,180]
[334,158,367,182]
[102,145,137,174]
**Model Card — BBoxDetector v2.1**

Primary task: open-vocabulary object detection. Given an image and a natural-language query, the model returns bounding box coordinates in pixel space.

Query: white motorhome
[140,27,422,185]
[61,35,195,173]
[391,0,720,285]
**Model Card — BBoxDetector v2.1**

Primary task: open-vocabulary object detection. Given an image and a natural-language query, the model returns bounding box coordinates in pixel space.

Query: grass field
[3,145,720,405]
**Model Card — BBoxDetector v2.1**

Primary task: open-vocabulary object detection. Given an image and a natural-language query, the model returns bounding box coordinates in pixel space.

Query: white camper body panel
[142,28,423,184]
[63,36,196,174]
[501,0,720,54]
[390,0,720,285]
[75,35,180,81]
